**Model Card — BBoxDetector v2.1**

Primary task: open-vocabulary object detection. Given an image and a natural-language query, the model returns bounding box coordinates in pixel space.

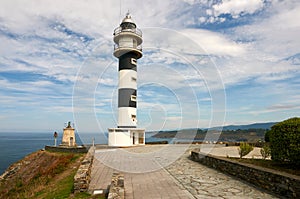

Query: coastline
[0,132,106,175]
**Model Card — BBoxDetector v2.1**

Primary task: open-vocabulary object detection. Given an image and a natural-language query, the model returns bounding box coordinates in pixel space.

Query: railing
[113,26,142,37]
[114,44,142,52]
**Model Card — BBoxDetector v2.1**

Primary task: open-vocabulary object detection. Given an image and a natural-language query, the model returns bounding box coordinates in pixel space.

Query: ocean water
[0,132,108,175]
[0,132,173,175]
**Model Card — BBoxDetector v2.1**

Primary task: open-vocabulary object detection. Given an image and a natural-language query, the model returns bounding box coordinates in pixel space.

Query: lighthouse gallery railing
[113,27,142,37]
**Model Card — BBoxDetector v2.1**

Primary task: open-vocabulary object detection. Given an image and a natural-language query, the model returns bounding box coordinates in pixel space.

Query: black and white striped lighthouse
[108,13,145,147]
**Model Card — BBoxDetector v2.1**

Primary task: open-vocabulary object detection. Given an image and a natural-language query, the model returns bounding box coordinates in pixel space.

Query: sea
[0,132,171,175]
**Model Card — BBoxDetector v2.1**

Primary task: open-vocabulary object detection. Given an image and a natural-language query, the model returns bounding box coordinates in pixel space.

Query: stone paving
[165,145,277,199]
[89,152,193,199]
[89,145,278,198]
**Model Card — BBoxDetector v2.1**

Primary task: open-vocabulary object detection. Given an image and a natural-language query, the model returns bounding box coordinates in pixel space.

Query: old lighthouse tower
[108,13,145,147]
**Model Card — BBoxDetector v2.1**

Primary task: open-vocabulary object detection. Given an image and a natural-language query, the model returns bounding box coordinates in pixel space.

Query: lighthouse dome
[122,12,134,23]
[121,13,136,29]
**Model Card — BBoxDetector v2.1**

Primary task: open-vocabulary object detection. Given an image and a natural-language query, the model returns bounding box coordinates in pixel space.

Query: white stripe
[119,70,137,89]
[118,107,137,127]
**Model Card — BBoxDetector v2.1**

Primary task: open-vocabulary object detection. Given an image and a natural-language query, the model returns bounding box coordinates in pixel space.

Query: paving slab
[89,145,278,198]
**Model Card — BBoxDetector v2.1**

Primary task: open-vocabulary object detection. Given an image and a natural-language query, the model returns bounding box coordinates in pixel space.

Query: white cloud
[0,0,299,132]
[213,0,264,18]
[198,17,206,23]
[232,1,300,58]
[182,0,197,5]
[181,29,247,57]
[0,79,54,93]
[206,9,213,16]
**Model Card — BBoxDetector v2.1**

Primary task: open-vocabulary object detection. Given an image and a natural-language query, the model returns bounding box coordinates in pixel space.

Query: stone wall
[107,172,125,199]
[145,141,168,144]
[191,151,300,198]
[73,147,94,193]
[45,145,87,153]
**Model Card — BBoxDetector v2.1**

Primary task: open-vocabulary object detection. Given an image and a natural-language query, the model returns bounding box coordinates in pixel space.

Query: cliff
[0,150,85,198]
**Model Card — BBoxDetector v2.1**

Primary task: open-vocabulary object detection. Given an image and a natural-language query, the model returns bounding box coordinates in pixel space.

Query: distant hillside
[150,122,277,143]
[149,122,277,134]
[212,122,277,131]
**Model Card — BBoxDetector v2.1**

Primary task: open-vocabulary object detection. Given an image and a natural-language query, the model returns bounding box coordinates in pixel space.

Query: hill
[150,122,277,142]
[214,122,277,130]
[0,150,91,198]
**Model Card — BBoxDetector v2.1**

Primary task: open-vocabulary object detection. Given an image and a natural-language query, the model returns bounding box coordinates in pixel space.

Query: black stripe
[119,52,138,71]
[117,126,136,128]
[118,88,137,107]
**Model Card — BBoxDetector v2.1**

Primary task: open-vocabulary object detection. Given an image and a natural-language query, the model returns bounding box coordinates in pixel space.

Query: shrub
[238,142,253,158]
[264,129,270,142]
[269,117,300,164]
[260,144,271,159]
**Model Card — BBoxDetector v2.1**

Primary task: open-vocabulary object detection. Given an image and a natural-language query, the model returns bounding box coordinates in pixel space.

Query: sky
[0,0,299,133]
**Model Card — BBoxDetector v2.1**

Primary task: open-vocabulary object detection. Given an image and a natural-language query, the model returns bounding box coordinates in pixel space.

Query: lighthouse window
[131,58,137,65]
[132,114,136,121]
[131,77,137,82]
[131,95,137,102]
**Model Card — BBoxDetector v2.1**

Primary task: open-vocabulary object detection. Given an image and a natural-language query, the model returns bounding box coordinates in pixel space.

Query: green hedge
[269,117,300,164]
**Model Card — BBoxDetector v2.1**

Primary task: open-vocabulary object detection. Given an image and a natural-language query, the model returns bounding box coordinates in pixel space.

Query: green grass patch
[37,170,75,199]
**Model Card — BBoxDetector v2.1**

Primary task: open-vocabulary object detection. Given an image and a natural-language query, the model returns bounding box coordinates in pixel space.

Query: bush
[264,129,270,142]
[238,142,253,158]
[260,144,271,159]
[269,117,300,164]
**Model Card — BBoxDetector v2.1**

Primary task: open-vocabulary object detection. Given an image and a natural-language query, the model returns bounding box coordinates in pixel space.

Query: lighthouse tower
[108,13,145,147]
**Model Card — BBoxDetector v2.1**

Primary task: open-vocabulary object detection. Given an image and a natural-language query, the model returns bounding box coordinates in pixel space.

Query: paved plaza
[89,145,277,198]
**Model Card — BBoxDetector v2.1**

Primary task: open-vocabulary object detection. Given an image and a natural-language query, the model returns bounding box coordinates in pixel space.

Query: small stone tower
[61,121,76,147]
[108,13,145,147]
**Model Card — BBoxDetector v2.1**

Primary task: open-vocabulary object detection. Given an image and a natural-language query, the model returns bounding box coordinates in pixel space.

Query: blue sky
[0,0,299,133]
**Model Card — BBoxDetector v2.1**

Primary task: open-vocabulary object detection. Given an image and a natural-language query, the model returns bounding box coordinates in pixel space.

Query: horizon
[0,120,281,133]
[0,0,299,133]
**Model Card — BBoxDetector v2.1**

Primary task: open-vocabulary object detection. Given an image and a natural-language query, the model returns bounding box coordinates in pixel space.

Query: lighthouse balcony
[114,26,142,37]
[113,27,143,45]
[114,44,143,58]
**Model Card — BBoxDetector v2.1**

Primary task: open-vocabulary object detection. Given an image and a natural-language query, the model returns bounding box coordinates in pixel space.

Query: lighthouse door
[70,137,74,146]
[132,133,135,145]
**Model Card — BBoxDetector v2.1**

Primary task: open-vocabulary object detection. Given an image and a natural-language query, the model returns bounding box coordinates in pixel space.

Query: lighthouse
[108,13,145,147]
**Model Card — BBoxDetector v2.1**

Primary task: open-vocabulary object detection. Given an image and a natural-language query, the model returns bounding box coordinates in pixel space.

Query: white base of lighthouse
[108,128,145,147]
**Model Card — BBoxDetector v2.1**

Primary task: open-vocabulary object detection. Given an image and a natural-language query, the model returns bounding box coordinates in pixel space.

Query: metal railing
[113,26,142,37]
[114,44,142,52]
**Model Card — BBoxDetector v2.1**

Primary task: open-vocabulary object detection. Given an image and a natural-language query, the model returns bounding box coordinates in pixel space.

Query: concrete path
[89,145,277,198]
[199,144,267,159]
[89,152,193,198]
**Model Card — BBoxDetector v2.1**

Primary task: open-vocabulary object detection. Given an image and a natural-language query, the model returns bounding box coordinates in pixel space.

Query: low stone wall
[190,150,300,198]
[74,147,95,193]
[107,172,125,199]
[45,145,88,153]
[146,141,168,144]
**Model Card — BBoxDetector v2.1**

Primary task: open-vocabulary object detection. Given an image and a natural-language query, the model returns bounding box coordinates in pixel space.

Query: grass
[34,169,105,199]
[0,151,105,199]
[232,158,300,176]
[35,170,76,199]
